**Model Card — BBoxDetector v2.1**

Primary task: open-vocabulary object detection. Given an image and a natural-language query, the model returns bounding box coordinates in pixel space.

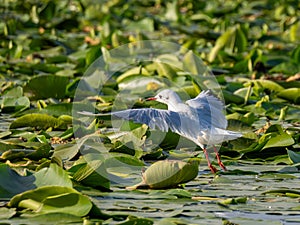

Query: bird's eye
[159,95,162,98]
[166,96,169,100]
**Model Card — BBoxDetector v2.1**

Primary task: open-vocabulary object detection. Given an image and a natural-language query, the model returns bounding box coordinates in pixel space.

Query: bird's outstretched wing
[186,90,228,129]
[80,109,182,133]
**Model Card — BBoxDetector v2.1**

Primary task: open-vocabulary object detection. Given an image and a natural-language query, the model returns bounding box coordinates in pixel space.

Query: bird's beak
[146,97,157,101]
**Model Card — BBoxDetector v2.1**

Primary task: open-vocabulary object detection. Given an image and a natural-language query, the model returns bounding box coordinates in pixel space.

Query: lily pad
[287,150,300,164]
[277,88,300,103]
[10,114,71,130]
[24,75,69,100]
[127,159,199,189]
[262,132,295,150]
[8,186,93,217]
[0,163,35,198]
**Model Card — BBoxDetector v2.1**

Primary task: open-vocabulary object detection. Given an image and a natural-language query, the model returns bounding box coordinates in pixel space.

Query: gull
[80,89,242,173]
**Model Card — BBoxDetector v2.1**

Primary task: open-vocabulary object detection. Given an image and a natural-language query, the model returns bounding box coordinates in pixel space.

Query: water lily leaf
[116,67,150,83]
[118,217,153,225]
[277,88,300,103]
[113,124,148,151]
[129,159,199,189]
[183,50,207,75]
[155,62,178,80]
[26,143,52,160]
[68,155,111,190]
[164,189,192,198]
[10,114,71,130]
[86,45,102,67]
[235,25,248,52]
[39,1,56,23]
[287,150,300,164]
[263,189,300,197]
[208,28,235,62]
[0,87,30,112]
[4,213,83,224]
[262,132,295,150]
[0,163,73,199]
[8,186,93,217]
[24,75,69,100]
[270,61,300,75]
[52,143,79,161]
[254,80,284,92]
[222,90,244,104]
[165,0,179,21]
[0,163,36,198]
[34,163,73,188]
[0,207,16,219]
[126,18,154,32]
[219,196,247,205]
[118,76,164,92]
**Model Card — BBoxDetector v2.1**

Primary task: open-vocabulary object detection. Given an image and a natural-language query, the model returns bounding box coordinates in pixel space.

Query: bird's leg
[203,147,218,173]
[213,145,227,171]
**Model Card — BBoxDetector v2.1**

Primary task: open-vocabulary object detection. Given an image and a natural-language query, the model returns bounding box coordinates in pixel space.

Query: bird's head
[147,89,182,106]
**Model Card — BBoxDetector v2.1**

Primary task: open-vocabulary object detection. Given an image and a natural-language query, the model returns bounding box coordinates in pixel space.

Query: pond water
[88,164,300,224]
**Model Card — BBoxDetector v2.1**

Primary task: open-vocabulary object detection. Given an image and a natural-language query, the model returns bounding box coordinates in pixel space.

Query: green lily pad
[0,163,35,198]
[0,207,16,220]
[10,113,71,130]
[24,75,69,100]
[34,163,73,188]
[128,159,199,189]
[8,186,93,217]
[287,150,300,164]
[0,163,73,199]
[262,132,295,150]
[0,87,30,113]
[277,88,300,103]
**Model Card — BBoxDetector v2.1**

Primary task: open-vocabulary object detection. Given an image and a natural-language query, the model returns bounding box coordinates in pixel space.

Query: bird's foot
[203,147,218,174]
[213,146,227,171]
[208,164,218,173]
[217,160,227,171]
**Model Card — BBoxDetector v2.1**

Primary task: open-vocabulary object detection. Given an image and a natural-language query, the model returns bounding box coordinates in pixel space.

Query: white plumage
[80,89,242,173]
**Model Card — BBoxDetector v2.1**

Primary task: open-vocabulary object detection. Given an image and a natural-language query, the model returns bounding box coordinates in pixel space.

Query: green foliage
[128,159,199,189]
[8,186,93,217]
[0,0,300,224]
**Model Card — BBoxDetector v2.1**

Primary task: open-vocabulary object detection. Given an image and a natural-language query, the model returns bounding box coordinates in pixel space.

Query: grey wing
[110,108,182,133]
[186,90,228,129]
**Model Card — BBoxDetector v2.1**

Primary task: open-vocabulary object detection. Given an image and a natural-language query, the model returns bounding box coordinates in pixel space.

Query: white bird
[80,89,242,173]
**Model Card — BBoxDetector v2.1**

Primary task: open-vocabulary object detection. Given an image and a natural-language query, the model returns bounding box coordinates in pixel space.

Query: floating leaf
[128,159,199,189]
[0,164,35,198]
[0,163,73,199]
[263,189,300,198]
[34,163,73,188]
[254,80,284,92]
[219,196,247,205]
[222,90,244,104]
[10,114,71,130]
[8,186,93,217]
[155,62,178,80]
[208,28,234,62]
[0,207,16,220]
[277,88,300,103]
[52,143,79,161]
[287,150,300,164]
[183,50,207,75]
[262,132,295,150]
[0,87,30,112]
[24,75,69,100]
[39,1,56,23]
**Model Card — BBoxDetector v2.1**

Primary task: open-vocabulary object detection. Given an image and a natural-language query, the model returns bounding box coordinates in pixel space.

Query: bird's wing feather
[109,108,182,133]
[186,90,228,129]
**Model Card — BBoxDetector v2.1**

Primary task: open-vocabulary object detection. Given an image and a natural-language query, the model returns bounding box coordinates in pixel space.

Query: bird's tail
[204,128,242,145]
